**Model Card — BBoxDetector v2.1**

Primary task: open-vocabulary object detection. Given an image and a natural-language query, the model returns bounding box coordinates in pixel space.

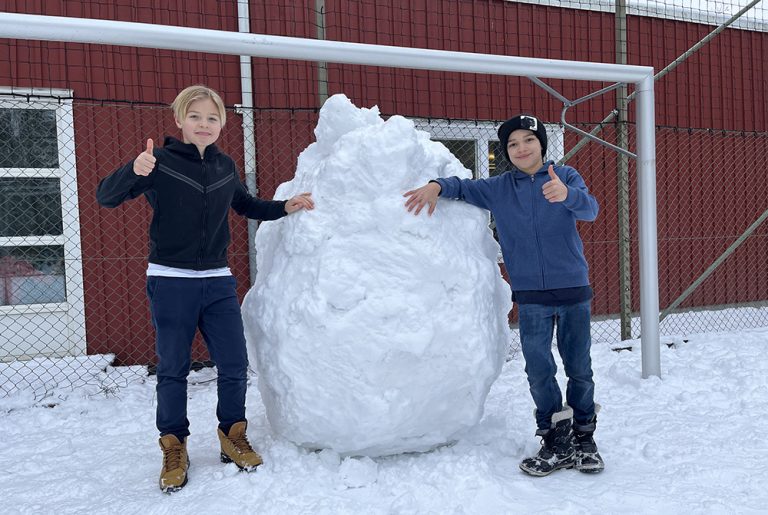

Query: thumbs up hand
[542,164,567,202]
[133,139,156,176]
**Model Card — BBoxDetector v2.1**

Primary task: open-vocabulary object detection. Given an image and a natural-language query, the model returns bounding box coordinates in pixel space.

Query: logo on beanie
[519,115,538,132]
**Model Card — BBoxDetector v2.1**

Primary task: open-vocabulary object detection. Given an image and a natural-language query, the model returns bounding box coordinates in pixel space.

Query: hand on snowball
[285,192,315,214]
[403,181,441,216]
[542,165,568,202]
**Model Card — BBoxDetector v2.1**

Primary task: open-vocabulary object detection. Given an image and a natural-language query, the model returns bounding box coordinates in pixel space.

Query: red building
[1,1,767,366]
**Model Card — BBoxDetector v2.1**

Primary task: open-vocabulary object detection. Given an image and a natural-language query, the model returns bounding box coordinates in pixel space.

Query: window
[412,118,565,259]
[432,139,477,177]
[412,118,565,178]
[0,88,86,359]
[0,105,68,306]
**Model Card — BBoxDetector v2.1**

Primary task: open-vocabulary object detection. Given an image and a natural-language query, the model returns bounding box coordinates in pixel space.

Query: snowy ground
[1,328,767,515]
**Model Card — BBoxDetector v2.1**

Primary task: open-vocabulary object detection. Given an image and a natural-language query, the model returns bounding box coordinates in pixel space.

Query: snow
[2,94,766,512]
[1,327,767,513]
[241,94,511,457]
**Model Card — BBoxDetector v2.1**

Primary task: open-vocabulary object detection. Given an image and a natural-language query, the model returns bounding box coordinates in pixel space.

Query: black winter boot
[519,408,575,477]
[573,429,604,473]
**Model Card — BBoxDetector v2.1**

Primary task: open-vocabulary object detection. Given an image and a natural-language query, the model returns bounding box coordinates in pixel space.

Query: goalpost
[0,12,661,378]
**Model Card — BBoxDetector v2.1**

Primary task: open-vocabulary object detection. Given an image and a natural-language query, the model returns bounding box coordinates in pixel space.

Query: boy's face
[507,129,543,174]
[175,97,222,153]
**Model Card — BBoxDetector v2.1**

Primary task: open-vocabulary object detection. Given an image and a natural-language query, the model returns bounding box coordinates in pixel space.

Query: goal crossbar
[0,12,661,378]
[0,13,654,83]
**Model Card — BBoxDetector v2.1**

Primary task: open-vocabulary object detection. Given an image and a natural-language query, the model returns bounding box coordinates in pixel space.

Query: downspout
[316,0,328,106]
[236,0,259,286]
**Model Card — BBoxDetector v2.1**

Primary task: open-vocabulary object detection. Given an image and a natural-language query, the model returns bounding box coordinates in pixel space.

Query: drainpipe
[316,0,328,106]
[236,0,259,286]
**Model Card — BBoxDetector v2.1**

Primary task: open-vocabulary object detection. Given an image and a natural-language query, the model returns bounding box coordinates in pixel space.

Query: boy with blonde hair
[98,85,314,492]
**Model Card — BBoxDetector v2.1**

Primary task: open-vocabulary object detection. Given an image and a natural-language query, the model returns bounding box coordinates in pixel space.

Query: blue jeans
[147,275,249,439]
[518,301,596,431]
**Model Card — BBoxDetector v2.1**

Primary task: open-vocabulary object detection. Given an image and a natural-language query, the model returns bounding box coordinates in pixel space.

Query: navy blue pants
[147,275,248,439]
[518,301,596,432]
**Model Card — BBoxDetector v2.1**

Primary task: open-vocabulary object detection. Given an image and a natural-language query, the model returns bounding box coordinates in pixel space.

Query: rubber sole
[519,459,575,477]
[220,452,261,472]
[160,473,188,494]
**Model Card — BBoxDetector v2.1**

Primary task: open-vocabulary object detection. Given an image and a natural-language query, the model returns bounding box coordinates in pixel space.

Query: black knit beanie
[497,114,548,162]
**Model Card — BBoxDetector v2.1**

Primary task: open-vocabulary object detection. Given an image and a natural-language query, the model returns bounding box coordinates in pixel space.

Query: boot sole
[519,461,574,477]
[159,458,189,494]
[220,452,262,472]
[576,465,604,474]
[160,474,188,494]
[575,453,605,474]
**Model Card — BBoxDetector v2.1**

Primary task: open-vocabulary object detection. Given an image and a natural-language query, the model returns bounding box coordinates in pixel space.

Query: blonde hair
[171,85,227,126]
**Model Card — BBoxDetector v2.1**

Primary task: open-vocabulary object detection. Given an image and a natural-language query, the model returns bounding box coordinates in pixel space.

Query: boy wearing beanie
[404,114,603,477]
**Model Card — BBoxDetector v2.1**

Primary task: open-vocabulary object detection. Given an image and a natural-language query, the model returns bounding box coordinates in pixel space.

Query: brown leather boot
[158,434,189,493]
[218,421,263,471]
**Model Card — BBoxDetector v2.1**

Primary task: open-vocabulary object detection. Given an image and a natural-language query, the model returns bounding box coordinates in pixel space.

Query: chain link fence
[2,93,767,397]
[2,0,768,397]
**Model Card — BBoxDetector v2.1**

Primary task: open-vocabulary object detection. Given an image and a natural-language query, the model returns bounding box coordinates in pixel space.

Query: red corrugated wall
[321,0,768,319]
[0,1,287,364]
[1,0,767,362]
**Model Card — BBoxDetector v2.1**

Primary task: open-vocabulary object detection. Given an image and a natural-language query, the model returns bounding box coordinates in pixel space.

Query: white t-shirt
[146,263,232,278]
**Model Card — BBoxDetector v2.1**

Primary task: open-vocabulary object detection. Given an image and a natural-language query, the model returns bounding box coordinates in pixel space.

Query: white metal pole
[635,73,661,378]
[0,13,652,83]
[236,0,259,286]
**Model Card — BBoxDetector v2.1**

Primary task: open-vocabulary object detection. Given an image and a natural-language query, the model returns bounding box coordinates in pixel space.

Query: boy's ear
[174,117,183,129]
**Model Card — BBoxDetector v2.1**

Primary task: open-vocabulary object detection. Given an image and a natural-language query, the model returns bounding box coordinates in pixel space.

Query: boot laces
[231,432,255,455]
[536,435,556,459]
[163,445,183,470]
[574,432,597,453]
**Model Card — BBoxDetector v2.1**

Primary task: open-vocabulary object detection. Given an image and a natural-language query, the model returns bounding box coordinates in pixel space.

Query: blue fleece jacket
[434,161,598,291]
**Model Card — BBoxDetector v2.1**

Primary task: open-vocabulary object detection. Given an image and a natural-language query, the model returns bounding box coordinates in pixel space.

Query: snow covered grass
[1,328,767,514]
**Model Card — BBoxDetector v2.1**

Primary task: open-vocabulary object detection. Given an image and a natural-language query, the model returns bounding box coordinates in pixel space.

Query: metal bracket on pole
[530,73,660,378]
[528,76,637,159]
[560,0,763,165]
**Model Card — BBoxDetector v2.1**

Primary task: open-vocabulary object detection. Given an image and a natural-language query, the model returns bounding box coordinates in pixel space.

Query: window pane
[0,245,66,305]
[0,178,63,237]
[486,141,506,243]
[488,140,510,177]
[0,108,59,168]
[435,139,476,177]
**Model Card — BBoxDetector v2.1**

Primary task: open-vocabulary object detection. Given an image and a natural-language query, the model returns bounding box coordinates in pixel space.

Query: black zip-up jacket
[96,137,287,270]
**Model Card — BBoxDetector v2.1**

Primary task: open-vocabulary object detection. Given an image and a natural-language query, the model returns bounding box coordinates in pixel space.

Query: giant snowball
[242,94,512,457]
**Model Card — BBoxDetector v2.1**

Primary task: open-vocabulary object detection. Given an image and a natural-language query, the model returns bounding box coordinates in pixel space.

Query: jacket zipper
[198,156,207,267]
[531,173,546,289]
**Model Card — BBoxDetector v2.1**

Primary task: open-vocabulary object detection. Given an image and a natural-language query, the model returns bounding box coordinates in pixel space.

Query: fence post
[616,0,632,340]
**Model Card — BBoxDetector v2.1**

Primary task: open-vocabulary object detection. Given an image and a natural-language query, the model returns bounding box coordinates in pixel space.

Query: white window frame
[0,87,86,358]
[412,117,565,178]
[412,117,565,264]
